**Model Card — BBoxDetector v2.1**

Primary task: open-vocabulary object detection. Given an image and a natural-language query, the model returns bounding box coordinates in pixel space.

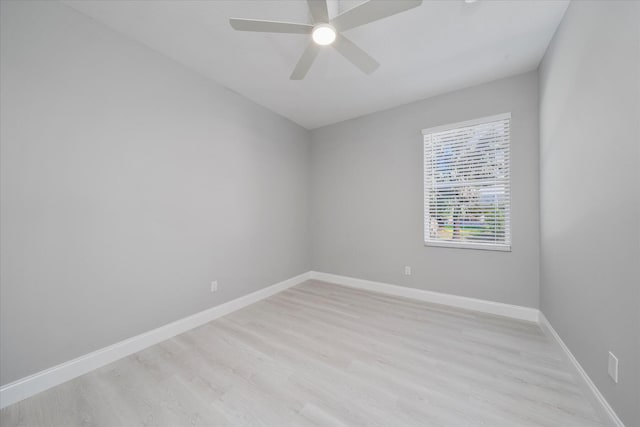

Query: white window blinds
[423,113,511,251]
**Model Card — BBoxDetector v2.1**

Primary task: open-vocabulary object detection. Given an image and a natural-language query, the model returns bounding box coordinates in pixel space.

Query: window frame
[422,113,512,252]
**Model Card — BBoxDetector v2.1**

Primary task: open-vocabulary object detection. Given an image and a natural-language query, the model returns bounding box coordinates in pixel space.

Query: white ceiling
[63,0,568,129]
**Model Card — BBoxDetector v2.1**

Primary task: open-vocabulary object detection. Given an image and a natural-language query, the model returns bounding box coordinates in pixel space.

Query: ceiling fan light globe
[312,24,336,45]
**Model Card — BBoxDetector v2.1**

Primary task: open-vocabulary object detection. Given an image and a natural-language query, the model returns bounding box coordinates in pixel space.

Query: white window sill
[424,241,511,252]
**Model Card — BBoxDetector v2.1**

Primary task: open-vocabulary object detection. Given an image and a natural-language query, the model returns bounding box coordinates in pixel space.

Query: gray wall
[0,1,311,386]
[539,1,640,425]
[311,72,540,308]
[3,5,638,426]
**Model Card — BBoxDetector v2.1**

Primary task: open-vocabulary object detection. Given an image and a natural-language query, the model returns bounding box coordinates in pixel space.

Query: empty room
[0,0,638,426]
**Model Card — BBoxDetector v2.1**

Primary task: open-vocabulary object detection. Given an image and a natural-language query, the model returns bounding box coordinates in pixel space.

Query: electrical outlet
[210,280,218,293]
[404,266,412,276]
[608,351,618,383]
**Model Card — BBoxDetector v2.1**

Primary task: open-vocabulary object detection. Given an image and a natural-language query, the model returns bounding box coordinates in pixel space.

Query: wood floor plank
[0,280,603,426]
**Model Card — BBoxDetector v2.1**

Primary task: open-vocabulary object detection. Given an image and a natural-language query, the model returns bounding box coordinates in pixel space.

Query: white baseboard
[2,269,623,427]
[312,272,623,426]
[310,271,540,322]
[0,271,311,410]
[539,313,625,427]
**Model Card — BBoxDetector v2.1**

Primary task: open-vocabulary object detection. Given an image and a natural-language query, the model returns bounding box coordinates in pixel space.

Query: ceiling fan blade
[331,0,422,32]
[332,34,379,75]
[290,43,321,80]
[229,18,312,34]
[307,0,329,23]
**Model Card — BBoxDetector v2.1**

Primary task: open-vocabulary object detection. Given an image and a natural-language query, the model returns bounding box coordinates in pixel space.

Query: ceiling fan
[229,0,423,80]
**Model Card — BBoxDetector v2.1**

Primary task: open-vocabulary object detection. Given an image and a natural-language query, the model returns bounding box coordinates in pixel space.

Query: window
[423,113,511,251]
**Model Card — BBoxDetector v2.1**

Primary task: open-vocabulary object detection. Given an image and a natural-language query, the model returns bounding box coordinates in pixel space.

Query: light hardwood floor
[1,280,603,426]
